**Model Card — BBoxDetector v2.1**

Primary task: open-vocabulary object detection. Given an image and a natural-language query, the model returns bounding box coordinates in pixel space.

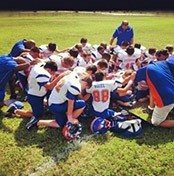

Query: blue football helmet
[90,117,109,134]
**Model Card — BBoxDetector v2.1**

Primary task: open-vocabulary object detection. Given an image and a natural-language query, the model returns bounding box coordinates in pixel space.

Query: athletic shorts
[49,100,85,127]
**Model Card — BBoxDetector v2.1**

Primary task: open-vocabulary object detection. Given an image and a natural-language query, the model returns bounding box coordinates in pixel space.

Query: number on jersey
[92,89,109,102]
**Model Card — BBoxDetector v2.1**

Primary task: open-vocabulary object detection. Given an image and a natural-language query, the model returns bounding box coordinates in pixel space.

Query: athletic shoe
[5,104,17,117]
[26,116,38,130]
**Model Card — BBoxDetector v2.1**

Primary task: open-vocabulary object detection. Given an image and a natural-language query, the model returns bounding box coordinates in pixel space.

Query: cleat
[26,116,38,130]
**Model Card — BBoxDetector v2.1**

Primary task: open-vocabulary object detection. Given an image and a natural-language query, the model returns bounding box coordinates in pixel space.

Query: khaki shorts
[151,103,174,126]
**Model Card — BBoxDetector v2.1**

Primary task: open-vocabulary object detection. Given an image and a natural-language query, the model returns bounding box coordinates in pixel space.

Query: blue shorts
[27,94,45,119]
[49,100,86,127]
[135,89,149,101]
[17,73,28,94]
[0,89,5,102]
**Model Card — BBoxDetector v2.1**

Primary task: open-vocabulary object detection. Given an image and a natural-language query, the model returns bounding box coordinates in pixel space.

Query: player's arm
[45,70,72,91]
[130,38,134,45]
[66,99,76,123]
[66,99,79,124]
[13,57,30,71]
[130,28,134,45]
[116,81,133,94]
[79,93,91,101]
[109,37,115,46]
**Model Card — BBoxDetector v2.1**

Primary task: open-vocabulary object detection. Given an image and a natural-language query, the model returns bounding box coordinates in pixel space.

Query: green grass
[0,11,174,176]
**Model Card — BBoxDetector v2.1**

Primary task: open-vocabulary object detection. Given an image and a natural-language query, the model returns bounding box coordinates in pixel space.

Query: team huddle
[0,22,174,140]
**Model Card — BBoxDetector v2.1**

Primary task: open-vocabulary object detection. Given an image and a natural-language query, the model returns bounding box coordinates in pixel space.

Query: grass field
[0,11,174,176]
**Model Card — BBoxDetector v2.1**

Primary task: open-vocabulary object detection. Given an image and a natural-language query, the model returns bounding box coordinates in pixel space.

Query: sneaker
[26,116,38,130]
[5,104,17,117]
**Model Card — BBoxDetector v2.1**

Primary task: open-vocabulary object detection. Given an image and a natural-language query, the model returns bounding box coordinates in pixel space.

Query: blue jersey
[146,58,174,107]
[112,26,134,46]
[9,39,26,57]
[0,56,17,101]
[0,56,17,88]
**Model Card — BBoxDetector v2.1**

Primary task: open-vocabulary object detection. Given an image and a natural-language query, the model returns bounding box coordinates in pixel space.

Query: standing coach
[109,20,134,47]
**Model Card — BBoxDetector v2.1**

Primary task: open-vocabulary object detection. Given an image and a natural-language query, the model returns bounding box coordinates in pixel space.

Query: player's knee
[77,100,86,109]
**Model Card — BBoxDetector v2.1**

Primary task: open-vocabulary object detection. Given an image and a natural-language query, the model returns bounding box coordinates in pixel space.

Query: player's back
[87,80,118,112]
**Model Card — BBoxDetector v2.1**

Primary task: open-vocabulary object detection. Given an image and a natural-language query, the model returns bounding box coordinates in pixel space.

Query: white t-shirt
[27,64,51,97]
[86,80,122,112]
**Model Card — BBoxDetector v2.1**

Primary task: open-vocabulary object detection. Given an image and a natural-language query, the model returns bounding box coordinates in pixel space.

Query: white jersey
[27,64,51,97]
[48,72,81,105]
[39,44,54,59]
[18,53,34,76]
[86,80,122,112]
[118,48,142,70]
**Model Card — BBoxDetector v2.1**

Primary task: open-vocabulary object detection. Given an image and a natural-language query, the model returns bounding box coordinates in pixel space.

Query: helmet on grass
[90,117,109,134]
[62,122,82,141]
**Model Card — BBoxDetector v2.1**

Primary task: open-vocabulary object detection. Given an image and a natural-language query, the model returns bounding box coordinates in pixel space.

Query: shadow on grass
[13,115,110,160]
[0,110,14,133]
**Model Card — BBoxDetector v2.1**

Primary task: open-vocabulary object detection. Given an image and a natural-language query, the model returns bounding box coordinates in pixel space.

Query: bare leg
[37,119,59,128]
[15,109,33,118]
[159,120,174,128]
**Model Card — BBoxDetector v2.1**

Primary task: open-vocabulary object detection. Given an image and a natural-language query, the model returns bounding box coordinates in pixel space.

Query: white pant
[151,103,174,126]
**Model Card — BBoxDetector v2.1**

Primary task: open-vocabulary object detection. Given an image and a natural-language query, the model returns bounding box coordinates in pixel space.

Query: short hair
[126,46,135,56]
[80,38,87,43]
[48,43,57,52]
[102,52,111,62]
[121,20,129,26]
[121,41,130,48]
[25,40,36,49]
[94,71,106,81]
[97,59,108,69]
[44,61,57,71]
[97,45,105,52]
[69,48,79,58]
[156,49,169,57]
[134,43,141,49]
[63,56,74,67]
[86,65,97,74]
[148,48,156,55]
[74,43,83,52]
[100,42,107,50]
[166,45,174,53]
[30,46,40,53]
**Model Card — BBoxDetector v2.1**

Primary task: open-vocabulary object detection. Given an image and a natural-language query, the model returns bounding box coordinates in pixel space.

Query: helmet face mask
[90,117,109,134]
[62,122,82,141]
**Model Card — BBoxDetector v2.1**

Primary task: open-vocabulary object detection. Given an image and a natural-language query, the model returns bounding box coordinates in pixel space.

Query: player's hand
[14,56,26,64]
[30,59,40,65]
[69,118,79,125]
